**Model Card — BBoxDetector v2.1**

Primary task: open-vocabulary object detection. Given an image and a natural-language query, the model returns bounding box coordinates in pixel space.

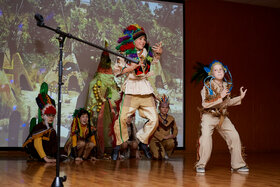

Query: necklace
[214,80,224,90]
[159,113,168,125]
[137,49,144,56]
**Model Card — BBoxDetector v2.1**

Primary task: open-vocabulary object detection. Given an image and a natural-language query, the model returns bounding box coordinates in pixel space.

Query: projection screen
[0,0,184,148]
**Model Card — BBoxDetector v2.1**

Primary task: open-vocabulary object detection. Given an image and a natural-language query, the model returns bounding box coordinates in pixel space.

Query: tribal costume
[113,24,159,146]
[64,108,97,159]
[23,122,57,160]
[149,95,178,159]
[23,82,57,161]
[192,60,248,171]
[150,114,178,159]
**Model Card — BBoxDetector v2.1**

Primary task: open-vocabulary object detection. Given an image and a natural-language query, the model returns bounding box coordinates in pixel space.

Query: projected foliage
[0,0,184,147]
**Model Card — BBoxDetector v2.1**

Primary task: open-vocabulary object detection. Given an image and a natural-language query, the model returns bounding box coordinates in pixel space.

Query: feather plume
[191,62,208,84]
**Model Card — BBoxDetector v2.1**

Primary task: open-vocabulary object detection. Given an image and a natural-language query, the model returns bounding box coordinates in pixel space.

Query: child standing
[112,24,162,160]
[193,60,249,173]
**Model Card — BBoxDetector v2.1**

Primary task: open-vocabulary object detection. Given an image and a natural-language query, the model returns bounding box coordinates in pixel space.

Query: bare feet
[43,156,56,163]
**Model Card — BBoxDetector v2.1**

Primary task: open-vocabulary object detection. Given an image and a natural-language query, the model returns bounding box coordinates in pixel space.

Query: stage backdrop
[0,0,184,147]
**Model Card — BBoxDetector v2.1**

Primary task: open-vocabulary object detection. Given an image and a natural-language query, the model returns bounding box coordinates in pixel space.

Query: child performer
[64,108,97,161]
[112,24,162,160]
[149,95,178,159]
[192,60,249,173]
[23,82,58,163]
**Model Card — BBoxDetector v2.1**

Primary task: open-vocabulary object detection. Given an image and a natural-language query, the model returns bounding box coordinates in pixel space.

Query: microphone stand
[34,14,138,187]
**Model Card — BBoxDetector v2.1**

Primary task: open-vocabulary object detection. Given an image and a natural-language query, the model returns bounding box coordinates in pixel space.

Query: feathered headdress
[191,60,233,95]
[116,24,154,67]
[36,82,56,116]
[159,94,170,108]
[29,82,56,132]
[71,108,91,138]
[97,41,112,74]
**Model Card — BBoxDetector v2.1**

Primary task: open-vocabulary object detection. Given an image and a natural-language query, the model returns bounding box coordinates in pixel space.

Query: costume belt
[198,107,229,128]
[127,75,148,80]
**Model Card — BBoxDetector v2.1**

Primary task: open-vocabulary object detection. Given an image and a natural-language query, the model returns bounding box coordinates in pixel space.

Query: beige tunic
[149,114,178,159]
[113,48,157,95]
[201,81,241,110]
[152,114,178,141]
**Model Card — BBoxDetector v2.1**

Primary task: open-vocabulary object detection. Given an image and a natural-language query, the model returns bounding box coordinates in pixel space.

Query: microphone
[34,14,44,27]
[126,56,139,64]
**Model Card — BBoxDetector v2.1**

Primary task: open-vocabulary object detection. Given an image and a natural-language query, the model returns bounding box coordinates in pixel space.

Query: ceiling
[223,0,280,8]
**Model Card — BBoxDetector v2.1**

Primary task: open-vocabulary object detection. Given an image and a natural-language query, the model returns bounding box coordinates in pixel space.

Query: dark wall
[185,1,280,153]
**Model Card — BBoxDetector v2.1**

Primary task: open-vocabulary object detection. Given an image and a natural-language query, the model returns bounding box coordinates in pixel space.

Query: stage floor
[0,151,279,186]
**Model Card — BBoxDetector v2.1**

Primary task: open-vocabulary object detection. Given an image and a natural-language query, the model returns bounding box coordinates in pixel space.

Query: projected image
[0,0,184,148]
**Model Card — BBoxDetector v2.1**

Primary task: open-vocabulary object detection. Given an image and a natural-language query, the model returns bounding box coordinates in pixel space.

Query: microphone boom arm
[34,14,138,63]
